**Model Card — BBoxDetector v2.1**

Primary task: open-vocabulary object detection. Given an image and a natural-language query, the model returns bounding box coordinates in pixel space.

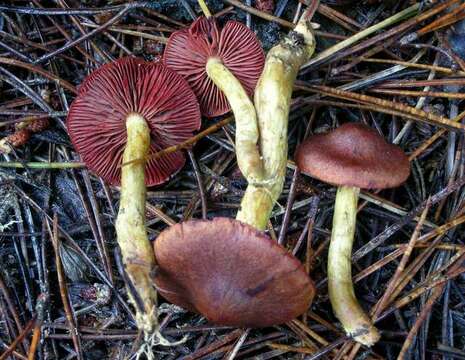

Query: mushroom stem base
[328,185,380,346]
[115,113,158,335]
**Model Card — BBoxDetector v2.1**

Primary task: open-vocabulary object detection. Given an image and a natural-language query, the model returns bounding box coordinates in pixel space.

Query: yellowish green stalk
[197,0,211,17]
[236,16,316,230]
[206,57,264,184]
[328,185,380,346]
[115,113,158,335]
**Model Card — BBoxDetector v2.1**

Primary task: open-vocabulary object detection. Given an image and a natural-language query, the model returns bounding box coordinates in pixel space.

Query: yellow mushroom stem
[206,57,264,185]
[197,0,212,17]
[115,113,158,336]
[239,19,315,230]
[328,185,381,346]
[208,16,314,230]
[206,18,315,230]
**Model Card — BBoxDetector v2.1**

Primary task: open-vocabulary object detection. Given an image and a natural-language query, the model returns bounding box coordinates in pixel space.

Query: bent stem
[115,113,158,336]
[206,9,315,230]
[328,185,380,346]
[206,57,264,184]
[237,15,316,230]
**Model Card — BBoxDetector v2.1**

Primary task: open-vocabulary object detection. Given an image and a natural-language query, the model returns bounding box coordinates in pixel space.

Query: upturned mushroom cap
[295,123,410,189]
[153,217,315,328]
[67,57,201,186]
[77,57,147,96]
[163,17,265,117]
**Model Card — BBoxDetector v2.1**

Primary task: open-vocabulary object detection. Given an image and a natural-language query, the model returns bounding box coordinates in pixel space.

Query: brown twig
[48,215,83,360]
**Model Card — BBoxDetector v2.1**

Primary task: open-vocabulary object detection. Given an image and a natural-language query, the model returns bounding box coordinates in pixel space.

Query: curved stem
[206,57,264,186]
[237,15,316,230]
[207,15,315,230]
[328,185,380,346]
[197,0,211,17]
[115,113,158,335]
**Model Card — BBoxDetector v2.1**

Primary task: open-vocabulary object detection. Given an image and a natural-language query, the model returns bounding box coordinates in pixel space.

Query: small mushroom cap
[163,17,265,117]
[153,217,315,328]
[295,123,410,189]
[67,57,201,186]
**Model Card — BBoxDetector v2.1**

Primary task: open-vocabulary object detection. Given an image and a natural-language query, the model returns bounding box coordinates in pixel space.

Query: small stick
[0,1,151,15]
[397,286,444,359]
[401,2,465,44]
[361,58,465,76]
[0,162,85,169]
[353,175,465,261]
[0,318,35,360]
[301,3,420,70]
[49,215,83,360]
[278,168,299,245]
[223,0,294,27]
[378,78,465,89]
[33,3,142,64]
[28,294,47,360]
[80,22,168,42]
[187,149,207,219]
[373,201,430,317]
[302,85,465,132]
[369,89,465,100]
[225,329,250,360]
[0,274,27,351]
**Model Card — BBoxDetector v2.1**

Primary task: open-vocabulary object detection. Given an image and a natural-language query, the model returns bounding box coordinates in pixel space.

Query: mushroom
[153,6,317,328]
[163,16,265,117]
[295,122,410,346]
[67,57,201,336]
[153,217,315,327]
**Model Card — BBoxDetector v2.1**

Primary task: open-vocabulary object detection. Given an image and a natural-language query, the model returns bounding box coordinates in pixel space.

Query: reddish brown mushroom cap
[67,57,201,186]
[295,123,410,189]
[153,217,315,328]
[163,17,265,117]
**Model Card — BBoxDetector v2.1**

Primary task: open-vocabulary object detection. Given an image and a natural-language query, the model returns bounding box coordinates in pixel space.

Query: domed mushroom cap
[153,217,315,328]
[67,57,201,186]
[163,17,265,117]
[295,123,410,189]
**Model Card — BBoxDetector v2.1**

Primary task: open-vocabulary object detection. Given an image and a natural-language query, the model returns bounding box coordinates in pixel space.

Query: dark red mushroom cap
[295,123,410,189]
[67,57,201,186]
[153,217,315,328]
[163,17,265,117]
